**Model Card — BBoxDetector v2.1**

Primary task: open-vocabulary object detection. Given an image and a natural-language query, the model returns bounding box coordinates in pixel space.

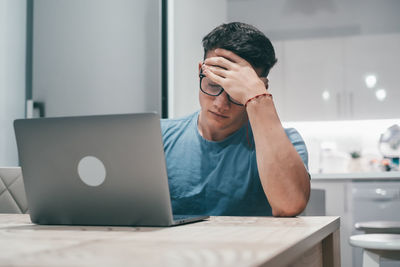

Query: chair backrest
[301,188,326,216]
[0,167,28,213]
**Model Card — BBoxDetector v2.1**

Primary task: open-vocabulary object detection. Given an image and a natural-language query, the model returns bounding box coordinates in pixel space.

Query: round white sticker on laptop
[77,156,106,187]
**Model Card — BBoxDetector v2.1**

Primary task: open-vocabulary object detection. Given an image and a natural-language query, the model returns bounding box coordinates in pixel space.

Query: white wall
[227,0,400,40]
[32,0,162,117]
[226,1,400,122]
[169,0,227,118]
[170,0,400,119]
[0,0,26,166]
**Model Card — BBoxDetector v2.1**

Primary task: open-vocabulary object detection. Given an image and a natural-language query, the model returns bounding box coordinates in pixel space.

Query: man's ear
[198,61,203,74]
[260,77,269,90]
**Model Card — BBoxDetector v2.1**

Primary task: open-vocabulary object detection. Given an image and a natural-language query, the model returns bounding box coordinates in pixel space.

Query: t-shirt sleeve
[284,128,309,172]
[160,118,177,148]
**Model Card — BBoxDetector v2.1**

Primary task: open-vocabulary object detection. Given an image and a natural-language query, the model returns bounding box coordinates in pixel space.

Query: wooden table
[0,214,340,267]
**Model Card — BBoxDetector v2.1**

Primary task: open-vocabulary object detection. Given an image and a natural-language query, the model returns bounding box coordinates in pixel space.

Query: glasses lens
[201,76,223,96]
[200,75,243,106]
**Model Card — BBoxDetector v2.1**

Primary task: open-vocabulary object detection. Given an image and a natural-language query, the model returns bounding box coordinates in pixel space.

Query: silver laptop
[14,113,208,226]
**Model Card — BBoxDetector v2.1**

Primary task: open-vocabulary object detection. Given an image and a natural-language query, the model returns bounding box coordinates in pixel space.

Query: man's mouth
[209,110,229,118]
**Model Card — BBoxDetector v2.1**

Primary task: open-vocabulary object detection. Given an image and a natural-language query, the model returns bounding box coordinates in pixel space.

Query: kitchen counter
[0,214,340,267]
[311,171,400,180]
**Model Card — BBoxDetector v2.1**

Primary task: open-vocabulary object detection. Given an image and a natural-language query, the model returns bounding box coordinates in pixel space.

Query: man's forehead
[204,50,218,59]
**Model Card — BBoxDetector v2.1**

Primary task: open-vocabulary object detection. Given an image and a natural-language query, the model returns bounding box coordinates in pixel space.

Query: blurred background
[2,0,399,173]
[1,1,400,266]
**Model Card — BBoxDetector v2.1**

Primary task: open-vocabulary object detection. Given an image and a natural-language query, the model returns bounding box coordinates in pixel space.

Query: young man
[161,22,310,217]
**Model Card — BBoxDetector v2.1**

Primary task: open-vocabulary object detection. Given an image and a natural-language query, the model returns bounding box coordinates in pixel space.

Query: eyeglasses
[199,72,244,106]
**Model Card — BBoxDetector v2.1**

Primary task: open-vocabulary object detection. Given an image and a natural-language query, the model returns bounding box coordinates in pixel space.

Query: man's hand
[202,48,268,105]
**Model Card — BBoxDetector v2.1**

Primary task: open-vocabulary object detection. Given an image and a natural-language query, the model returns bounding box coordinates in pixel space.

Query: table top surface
[0,214,339,267]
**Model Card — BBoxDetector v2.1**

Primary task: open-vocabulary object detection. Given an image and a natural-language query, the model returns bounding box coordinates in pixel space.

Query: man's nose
[213,91,230,109]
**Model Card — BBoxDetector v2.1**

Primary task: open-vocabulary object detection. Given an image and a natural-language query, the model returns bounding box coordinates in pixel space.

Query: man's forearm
[246,95,310,217]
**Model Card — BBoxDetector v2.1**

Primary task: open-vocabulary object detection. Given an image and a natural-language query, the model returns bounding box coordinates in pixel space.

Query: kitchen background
[170,0,400,175]
[1,0,399,172]
[1,0,400,266]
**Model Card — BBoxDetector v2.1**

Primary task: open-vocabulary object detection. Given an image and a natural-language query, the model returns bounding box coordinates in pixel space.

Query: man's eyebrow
[207,81,221,86]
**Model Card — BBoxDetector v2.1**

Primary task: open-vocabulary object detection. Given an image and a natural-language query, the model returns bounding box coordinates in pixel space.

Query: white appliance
[351,181,400,267]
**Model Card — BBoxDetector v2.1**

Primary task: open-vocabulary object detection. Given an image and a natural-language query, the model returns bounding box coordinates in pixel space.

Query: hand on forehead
[204,48,247,69]
[204,48,266,78]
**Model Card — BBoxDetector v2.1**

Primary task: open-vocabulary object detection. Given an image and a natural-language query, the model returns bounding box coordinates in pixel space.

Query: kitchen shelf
[311,171,400,180]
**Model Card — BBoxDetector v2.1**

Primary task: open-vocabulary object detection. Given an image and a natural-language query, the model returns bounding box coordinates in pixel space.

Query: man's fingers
[203,67,225,86]
[214,48,246,64]
[204,56,234,70]
[203,65,228,78]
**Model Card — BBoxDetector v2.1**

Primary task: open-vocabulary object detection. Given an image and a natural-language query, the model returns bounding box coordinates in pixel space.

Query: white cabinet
[272,33,400,121]
[344,34,400,119]
[350,181,400,267]
[311,180,353,267]
[277,37,344,121]
[268,41,287,119]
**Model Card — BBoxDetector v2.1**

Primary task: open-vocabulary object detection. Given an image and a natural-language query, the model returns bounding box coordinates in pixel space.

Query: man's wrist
[245,93,281,129]
[244,93,272,107]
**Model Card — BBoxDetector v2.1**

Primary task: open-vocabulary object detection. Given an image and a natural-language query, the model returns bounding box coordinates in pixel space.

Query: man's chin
[208,110,229,120]
[208,115,232,130]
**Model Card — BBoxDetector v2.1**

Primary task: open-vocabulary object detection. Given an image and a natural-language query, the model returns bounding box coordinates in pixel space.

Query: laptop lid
[14,113,176,226]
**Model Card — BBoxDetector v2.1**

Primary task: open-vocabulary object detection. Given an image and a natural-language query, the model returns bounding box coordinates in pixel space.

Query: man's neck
[197,112,245,142]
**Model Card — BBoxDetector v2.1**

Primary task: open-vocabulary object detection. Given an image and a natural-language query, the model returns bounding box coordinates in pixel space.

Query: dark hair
[202,22,277,76]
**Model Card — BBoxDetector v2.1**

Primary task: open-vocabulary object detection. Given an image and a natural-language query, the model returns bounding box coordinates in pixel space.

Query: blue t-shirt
[161,111,308,216]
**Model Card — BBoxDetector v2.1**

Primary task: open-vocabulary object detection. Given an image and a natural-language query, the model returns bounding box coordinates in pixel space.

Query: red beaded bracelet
[244,93,272,108]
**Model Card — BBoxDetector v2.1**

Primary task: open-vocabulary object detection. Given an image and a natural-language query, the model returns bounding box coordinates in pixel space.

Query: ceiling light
[375,88,386,101]
[322,90,330,101]
[365,74,377,88]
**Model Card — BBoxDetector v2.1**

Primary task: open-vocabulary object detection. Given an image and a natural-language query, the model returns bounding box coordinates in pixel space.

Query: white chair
[0,167,28,213]
[349,234,400,267]
[355,221,400,234]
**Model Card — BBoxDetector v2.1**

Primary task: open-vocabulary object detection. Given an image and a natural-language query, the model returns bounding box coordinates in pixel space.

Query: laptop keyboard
[173,215,189,220]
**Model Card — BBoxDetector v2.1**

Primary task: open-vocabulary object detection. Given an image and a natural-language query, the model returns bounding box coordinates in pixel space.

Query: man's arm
[245,95,310,216]
[203,48,310,216]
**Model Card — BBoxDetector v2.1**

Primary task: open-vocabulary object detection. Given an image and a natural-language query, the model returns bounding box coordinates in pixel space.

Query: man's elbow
[271,198,308,217]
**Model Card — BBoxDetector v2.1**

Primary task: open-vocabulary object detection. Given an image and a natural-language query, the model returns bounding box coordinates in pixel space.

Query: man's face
[198,50,263,135]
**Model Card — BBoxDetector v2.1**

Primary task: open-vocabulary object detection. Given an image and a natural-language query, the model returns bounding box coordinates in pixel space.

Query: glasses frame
[199,72,244,106]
